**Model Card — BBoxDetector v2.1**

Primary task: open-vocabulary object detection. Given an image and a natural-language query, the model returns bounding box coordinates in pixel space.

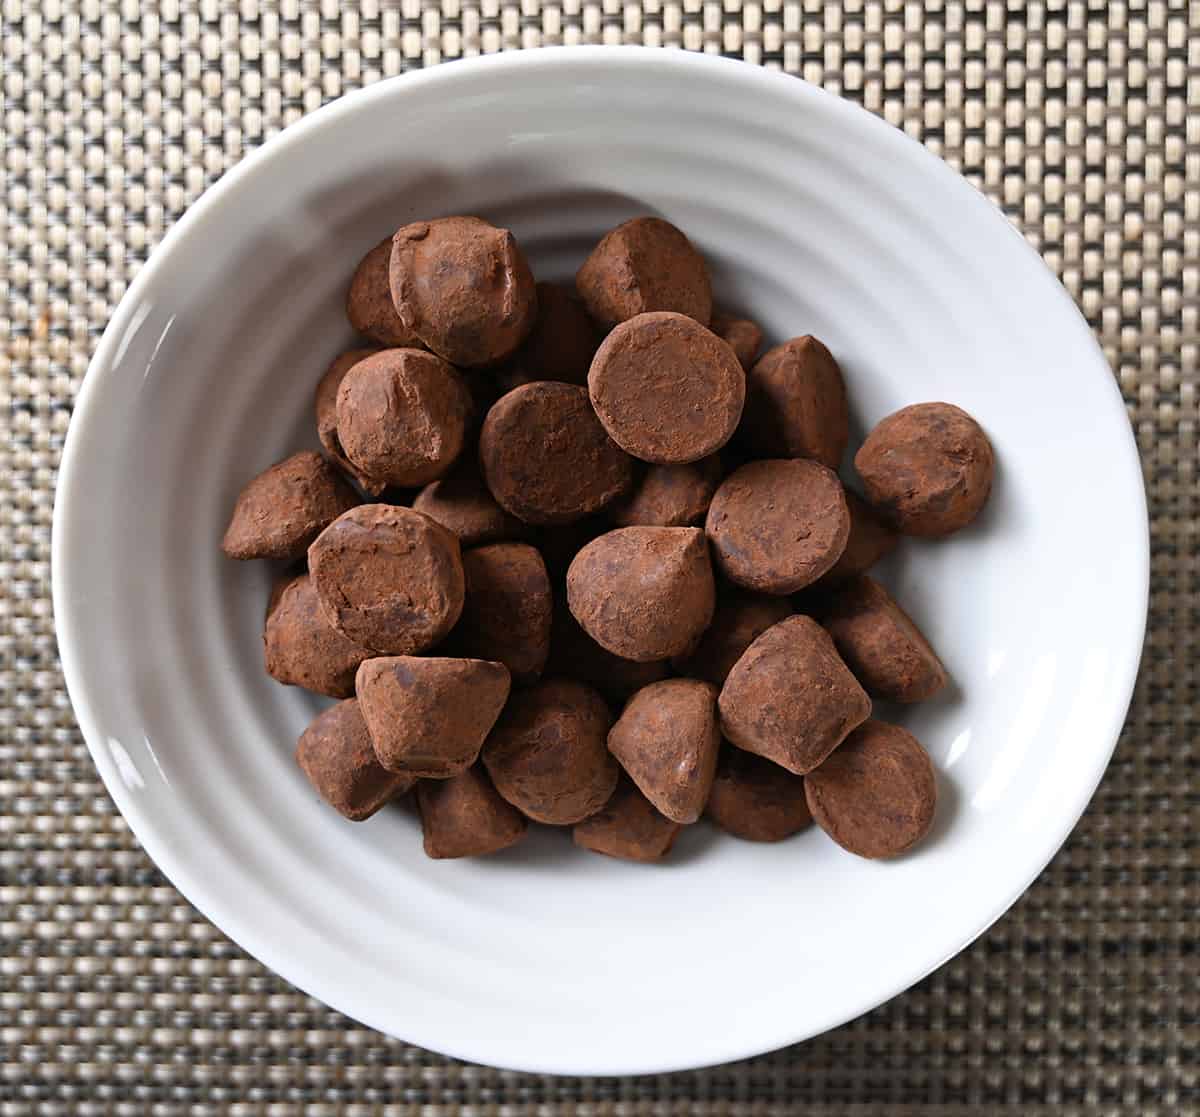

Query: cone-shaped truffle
[295,699,413,821]
[718,616,870,774]
[739,336,849,468]
[576,217,712,329]
[805,719,937,859]
[567,526,716,662]
[417,765,527,858]
[707,749,812,842]
[357,655,511,778]
[816,576,948,703]
[573,778,682,862]
[854,402,994,537]
[482,679,618,825]
[389,216,537,367]
[479,382,636,525]
[335,348,472,489]
[671,591,793,686]
[308,505,464,655]
[264,573,371,699]
[706,459,849,594]
[222,451,359,562]
[607,679,719,823]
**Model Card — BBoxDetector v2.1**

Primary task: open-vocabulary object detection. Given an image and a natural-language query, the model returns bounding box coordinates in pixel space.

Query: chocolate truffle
[357,655,511,778]
[389,216,537,367]
[607,679,719,824]
[314,348,386,495]
[482,679,619,825]
[718,615,871,774]
[576,216,712,329]
[295,699,413,821]
[670,591,793,686]
[566,526,716,662]
[264,573,371,699]
[854,402,994,537]
[816,576,948,703]
[412,471,524,546]
[609,456,722,528]
[821,489,899,583]
[308,504,464,655]
[573,779,682,862]
[222,450,360,562]
[479,382,636,525]
[710,312,764,370]
[706,459,850,594]
[707,749,812,842]
[805,719,937,859]
[416,764,527,859]
[548,603,671,704]
[588,312,745,464]
[509,282,599,385]
[335,348,472,489]
[346,238,423,348]
[738,336,849,468]
[453,543,553,684]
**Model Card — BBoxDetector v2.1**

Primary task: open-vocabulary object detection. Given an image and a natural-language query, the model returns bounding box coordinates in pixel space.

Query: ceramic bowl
[53,47,1148,1075]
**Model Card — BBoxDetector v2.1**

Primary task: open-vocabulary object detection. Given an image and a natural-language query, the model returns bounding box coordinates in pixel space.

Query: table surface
[2,2,1197,1113]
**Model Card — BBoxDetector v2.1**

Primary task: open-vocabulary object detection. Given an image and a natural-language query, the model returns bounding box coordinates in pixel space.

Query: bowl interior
[54,49,1147,1075]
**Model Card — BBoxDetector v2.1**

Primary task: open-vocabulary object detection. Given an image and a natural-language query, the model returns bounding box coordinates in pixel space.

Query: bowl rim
[52,45,1149,1075]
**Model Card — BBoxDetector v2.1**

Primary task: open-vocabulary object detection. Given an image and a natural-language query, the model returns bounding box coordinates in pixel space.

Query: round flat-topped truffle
[820,488,899,584]
[335,347,472,489]
[509,282,599,385]
[389,215,537,367]
[588,312,745,464]
[706,749,812,842]
[314,348,385,494]
[710,312,763,370]
[706,459,850,594]
[346,238,424,347]
[479,381,636,525]
[307,504,464,655]
[412,471,524,546]
[576,216,712,329]
[609,456,722,528]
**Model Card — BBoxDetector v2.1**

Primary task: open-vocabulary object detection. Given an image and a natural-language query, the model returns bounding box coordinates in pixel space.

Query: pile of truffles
[223,213,994,863]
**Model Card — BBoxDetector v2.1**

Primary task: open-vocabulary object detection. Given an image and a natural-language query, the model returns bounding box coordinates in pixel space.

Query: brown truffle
[335,348,472,489]
[509,282,599,385]
[854,402,994,537]
[607,679,719,823]
[479,382,636,525]
[389,216,537,367]
[609,456,722,528]
[706,459,850,594]
[482,679,619,825]
[357,655,511,778]
[805,719,937,859]
[264,573,371,699]
[707,749,812,842]
[222,450,360,562]
[588,312,745,464]
[576,216,712,329]
[295,699,413,821]
[816,576,948,703]
[307,504,464,655]
[416,765,527,858]
[452,543,553,684]
[671,591,793,686]
[314,348,386,495]
[739,336,849,468]
[821,489,899,583]
[412,471,524,546]
[718,615,871,774]
[710,312,764,370]
[573,779,682,862]
[566,526,716,662]
[548,602,671,704]
[346,238,423,348]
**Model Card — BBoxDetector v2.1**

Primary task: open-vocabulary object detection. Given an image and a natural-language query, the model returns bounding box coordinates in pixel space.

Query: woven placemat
[3,1,1196,1112]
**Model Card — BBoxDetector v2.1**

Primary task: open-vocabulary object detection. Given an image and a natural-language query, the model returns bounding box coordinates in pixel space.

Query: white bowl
[53,47,1148,1075]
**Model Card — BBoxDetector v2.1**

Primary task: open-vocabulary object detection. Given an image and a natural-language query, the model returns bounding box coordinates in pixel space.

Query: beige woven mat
[3,0,1197,1112]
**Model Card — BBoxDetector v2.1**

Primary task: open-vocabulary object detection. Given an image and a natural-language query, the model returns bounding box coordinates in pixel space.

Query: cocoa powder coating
[706,749,813,842]
[346,239,424,347]
[573,778,683,863]
[416,765,527,859]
